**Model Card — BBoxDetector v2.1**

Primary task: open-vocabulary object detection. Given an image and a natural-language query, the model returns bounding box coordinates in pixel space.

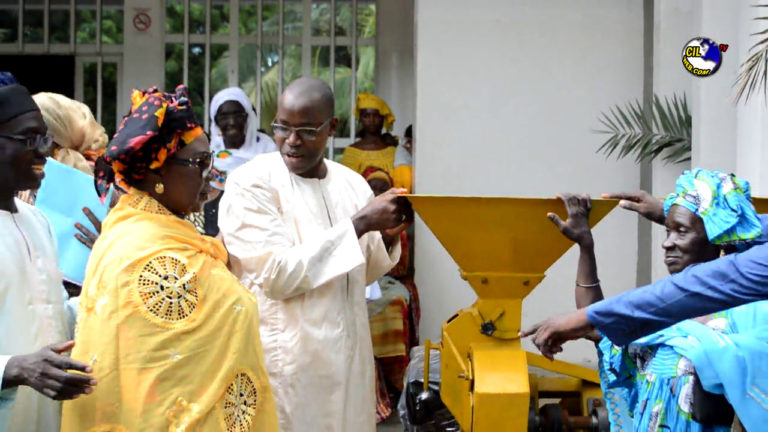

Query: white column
[650,0,694,281]
[734,2,768,195]
[689,0,768,192]
[689,0,739,172]
[121,0,166,111]
[375,0,415,138]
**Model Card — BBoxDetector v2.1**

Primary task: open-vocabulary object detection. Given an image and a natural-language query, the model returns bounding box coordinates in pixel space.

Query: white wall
[376,0,415,138]
[413,0,644,367]
[121,0,166,112]
[690,0,768,195]
[649,0,694,282]
[690,0,739,173]
[733,1,768,195]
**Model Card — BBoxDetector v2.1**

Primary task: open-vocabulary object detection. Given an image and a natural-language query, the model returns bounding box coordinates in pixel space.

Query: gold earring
[154,182,165,194]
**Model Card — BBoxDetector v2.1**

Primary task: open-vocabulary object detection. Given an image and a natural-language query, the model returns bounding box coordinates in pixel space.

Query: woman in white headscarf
[204,87,276,235]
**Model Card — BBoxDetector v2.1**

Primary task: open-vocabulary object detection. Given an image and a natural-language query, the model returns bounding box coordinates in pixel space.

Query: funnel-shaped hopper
[407,196,617,278]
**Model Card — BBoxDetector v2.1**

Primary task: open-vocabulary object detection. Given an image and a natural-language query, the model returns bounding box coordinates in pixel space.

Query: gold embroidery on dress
[222,372,259,432]
[126,193,174,216]
[135,255,199,324]
[165,397,202,431]
[87,425,128,432]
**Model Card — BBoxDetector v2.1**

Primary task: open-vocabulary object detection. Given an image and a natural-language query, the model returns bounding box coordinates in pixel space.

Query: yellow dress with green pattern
[61,190,278,432]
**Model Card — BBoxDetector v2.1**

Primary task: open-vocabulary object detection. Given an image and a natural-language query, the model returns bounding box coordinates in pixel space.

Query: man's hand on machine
[601,190,665,225]
[352,188,414,239]
[519,309,595,360]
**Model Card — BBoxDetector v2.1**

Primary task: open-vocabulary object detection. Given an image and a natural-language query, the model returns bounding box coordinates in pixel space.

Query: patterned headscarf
[664,168,762,245]
[94,85,204,201]
[354,92,395,132]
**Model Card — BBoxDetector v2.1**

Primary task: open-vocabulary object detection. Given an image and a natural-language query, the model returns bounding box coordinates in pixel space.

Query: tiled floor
[376,414,403,432]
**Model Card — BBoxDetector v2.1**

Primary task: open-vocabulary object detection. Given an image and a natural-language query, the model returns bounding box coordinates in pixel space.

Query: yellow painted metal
[525,352,600,384]
[406,196,616,276]
[407,195,617,431]
[752,197,768,214]
[535,376,584,393]
[471,346,530,431]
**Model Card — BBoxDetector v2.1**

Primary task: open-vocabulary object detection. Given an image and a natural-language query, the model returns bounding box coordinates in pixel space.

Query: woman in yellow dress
[341,93,398,177]
[61,85,278,432]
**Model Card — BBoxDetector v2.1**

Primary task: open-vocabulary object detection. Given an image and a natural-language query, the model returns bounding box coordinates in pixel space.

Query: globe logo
[682,37,725,77]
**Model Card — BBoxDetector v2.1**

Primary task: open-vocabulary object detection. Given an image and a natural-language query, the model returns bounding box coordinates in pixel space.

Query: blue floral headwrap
[664,168,762,245]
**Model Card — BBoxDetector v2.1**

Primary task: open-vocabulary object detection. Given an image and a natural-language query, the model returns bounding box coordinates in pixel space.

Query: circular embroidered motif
[137,256,199,322]
[223,372,259,432]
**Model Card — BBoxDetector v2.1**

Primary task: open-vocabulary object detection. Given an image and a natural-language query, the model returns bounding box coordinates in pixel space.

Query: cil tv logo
[682,37,728,77]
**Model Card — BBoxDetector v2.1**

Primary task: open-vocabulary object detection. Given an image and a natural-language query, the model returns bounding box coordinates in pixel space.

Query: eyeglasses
[166,151,213,178]
[214,112,248,124]
[271,118,332,141]
[0,133,54,152]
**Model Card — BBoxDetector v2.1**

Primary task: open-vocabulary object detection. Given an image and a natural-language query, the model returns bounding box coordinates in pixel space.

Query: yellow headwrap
[355,92,395,132]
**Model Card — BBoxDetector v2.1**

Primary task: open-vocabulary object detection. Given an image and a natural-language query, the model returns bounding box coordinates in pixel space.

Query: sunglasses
[166,151,213,178]
[271,118,332,142]
[0,133,54,153]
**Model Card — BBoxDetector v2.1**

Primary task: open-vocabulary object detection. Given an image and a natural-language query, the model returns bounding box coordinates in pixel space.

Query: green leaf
[593,92,690,164]
[735,6,768,103]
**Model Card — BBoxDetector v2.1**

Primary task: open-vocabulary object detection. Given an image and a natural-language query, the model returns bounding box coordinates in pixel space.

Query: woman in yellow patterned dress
[61,85,278,431]
[341,93,398,177]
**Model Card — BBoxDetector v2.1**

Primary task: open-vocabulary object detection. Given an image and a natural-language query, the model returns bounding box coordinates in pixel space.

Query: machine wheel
[539,403,564,432]
[591,405,610,432]
[528,398,541,432]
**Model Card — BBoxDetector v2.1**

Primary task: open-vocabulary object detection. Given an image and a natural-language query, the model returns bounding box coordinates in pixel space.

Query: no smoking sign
[133,11,152,32]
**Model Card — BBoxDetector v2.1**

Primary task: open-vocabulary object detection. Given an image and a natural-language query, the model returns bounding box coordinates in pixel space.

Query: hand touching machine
[407,196,618,431]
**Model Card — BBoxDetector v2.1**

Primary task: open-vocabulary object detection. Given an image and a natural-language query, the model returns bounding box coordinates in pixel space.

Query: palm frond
[734,4,768,103]
[594,93,691,164]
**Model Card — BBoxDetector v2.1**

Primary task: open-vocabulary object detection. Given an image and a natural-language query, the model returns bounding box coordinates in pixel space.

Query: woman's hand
[601,190,665,225]
[548,194,594,247]
[74,207,102,249]
[519,309,594,360]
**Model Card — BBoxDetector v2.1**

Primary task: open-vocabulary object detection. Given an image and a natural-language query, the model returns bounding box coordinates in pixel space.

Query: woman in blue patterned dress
[549,169,768,431]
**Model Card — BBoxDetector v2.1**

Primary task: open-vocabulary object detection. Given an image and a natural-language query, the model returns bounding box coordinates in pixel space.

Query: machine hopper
[407,196,617,431]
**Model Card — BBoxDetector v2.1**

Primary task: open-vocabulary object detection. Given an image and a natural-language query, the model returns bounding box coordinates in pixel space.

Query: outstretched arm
[548,194,603,341]
[522,241,768,358]
[549,194,605,309]
[602,190,665,225]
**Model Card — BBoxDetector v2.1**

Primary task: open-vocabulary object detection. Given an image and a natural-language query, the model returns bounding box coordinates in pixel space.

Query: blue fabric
[663,168,762,246]
[597,336,729,432]
[596,346,634,431]
[628,301,768,431]
[34,158,112,285]
[587,215,768,345]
